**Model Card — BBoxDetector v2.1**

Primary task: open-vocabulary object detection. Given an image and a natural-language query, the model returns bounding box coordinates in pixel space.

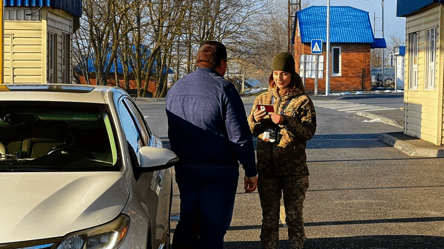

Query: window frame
[47,33,57,83]
[61,33,71,84]
[425,27,437,90]
[409,32,419,90]
[331,46,341,76]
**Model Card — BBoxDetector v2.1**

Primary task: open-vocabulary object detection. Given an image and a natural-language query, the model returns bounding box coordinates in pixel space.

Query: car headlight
[57,214,130,249]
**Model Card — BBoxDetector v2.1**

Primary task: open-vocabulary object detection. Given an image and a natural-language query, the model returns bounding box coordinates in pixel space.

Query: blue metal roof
[397,0,444,17]
[294,6,375,44]
[75,48,173,75]
[4,0,82,17]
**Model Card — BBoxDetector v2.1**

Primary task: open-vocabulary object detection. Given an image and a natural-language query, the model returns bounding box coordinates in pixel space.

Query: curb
[338,93,403,100]
[378,133,444,157]
[356,111,404,129]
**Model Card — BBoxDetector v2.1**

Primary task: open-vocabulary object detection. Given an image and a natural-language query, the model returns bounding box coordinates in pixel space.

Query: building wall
[294,41,372,92]
[4,18,44,84]
[3,7,74,84]
[77,74,157,97]
[404,4,443,145]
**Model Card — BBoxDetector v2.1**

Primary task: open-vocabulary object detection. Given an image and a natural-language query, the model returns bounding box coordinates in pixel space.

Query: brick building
[292,6,386,92]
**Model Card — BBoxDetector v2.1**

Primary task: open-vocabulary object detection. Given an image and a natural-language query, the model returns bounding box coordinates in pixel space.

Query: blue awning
[371,38,387,48]
[397,0,444,17]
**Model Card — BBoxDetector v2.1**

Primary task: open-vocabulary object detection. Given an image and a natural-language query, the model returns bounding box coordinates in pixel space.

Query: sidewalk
[356,108,444,158]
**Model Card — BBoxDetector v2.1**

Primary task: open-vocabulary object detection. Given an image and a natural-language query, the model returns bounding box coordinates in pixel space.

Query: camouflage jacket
[247,87,316,177]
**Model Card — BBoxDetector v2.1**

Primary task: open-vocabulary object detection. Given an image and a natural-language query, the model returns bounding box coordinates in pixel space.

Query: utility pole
[288,0,301,53]
[373,11,380,36]
[382,0,385,84]
[326,0,331,96]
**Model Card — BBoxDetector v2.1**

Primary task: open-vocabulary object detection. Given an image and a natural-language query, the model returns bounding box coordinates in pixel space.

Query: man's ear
[216,60,227,76]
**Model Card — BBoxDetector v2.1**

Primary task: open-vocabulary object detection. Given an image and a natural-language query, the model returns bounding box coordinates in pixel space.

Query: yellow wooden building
[397,0,444,146]
[3,1,82,84]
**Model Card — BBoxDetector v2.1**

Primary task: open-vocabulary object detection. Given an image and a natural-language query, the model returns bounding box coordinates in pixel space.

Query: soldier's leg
[258,175,282,249]
[282,176,309,249]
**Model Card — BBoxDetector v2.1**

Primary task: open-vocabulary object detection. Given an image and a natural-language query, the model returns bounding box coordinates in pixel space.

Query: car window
[0,102,118,171]
[122,98,151,146]
[117,99,143,159]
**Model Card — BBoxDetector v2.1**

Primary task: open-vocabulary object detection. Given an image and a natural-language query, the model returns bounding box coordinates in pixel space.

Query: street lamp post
[381,0,385,85]
[326,0,330,96]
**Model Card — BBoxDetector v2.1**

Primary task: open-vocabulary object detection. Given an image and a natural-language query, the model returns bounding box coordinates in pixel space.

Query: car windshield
[0,102,120,172]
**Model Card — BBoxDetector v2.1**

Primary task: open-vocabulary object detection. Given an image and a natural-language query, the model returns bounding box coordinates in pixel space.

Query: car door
[120,97,172,248]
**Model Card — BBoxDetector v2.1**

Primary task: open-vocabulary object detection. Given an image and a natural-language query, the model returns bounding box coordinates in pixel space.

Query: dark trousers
[172,165,239,249]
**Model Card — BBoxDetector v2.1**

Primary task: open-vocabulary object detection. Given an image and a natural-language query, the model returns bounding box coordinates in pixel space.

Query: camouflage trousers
[258,175,309,249]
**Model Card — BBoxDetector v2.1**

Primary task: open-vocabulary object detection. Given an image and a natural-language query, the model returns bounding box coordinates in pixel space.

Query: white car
[0,84,178,249]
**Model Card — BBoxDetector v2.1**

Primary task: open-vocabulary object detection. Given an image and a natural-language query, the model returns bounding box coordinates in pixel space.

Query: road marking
[313,100,395,113]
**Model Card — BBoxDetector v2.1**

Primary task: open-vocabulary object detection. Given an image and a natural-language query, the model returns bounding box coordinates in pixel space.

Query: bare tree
[82,0,140,85]
[74,0,285,95]
[72,24,92,84]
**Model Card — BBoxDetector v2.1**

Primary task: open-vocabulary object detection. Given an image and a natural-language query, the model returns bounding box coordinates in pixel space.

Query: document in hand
[257,104,274,114]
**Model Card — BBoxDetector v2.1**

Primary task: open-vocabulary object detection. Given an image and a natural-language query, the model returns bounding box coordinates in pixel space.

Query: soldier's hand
[253,109,267,123]
[269,113,284,124]
[244,175,258,193]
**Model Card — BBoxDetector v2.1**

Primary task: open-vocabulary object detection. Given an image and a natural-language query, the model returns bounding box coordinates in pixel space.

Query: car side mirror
[137,147,179,172]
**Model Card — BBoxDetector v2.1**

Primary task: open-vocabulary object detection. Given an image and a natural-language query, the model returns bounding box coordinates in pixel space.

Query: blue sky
[307,0,406,43]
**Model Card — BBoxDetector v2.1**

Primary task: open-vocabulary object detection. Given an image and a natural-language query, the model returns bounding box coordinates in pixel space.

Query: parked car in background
[371,67,395,87]
[0,84,178,249]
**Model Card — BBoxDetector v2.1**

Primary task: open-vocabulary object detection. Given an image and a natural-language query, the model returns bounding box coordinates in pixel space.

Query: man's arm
[223,84,257,178]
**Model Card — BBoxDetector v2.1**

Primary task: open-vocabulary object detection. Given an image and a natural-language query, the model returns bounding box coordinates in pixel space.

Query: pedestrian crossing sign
[311,39,323,54]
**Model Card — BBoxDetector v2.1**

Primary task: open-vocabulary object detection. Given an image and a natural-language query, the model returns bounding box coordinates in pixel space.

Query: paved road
[136,95,444,249]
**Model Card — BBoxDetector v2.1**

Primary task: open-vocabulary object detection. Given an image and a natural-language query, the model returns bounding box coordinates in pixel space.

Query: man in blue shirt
[166,41,258,249]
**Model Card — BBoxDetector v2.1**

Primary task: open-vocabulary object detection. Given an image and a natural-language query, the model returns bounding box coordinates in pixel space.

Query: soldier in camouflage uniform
[247,52,316,249]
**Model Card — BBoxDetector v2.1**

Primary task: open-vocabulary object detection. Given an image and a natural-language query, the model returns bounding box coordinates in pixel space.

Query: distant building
[397,0,444,146]
[292,6,386,92]
[75,50,174,97]
[3,0,82,84]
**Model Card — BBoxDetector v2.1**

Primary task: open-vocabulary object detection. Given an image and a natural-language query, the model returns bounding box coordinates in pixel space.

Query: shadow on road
[224,235,444,249]
[162,134,389,150]
[307,134,387,149]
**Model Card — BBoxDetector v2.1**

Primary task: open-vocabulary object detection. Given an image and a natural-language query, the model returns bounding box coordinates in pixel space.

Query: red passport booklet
[257,104,274,114]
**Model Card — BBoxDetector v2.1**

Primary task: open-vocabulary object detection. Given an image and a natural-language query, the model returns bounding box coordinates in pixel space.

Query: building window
[299,55,324,79]
[332,47,341,76]
[409,32,418,90]
[47,33,57,83]
[425,28,436,90]
[61,34,71,83]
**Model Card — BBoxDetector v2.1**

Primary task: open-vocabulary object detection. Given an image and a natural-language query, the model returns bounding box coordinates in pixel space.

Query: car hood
[0,172,129,243]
